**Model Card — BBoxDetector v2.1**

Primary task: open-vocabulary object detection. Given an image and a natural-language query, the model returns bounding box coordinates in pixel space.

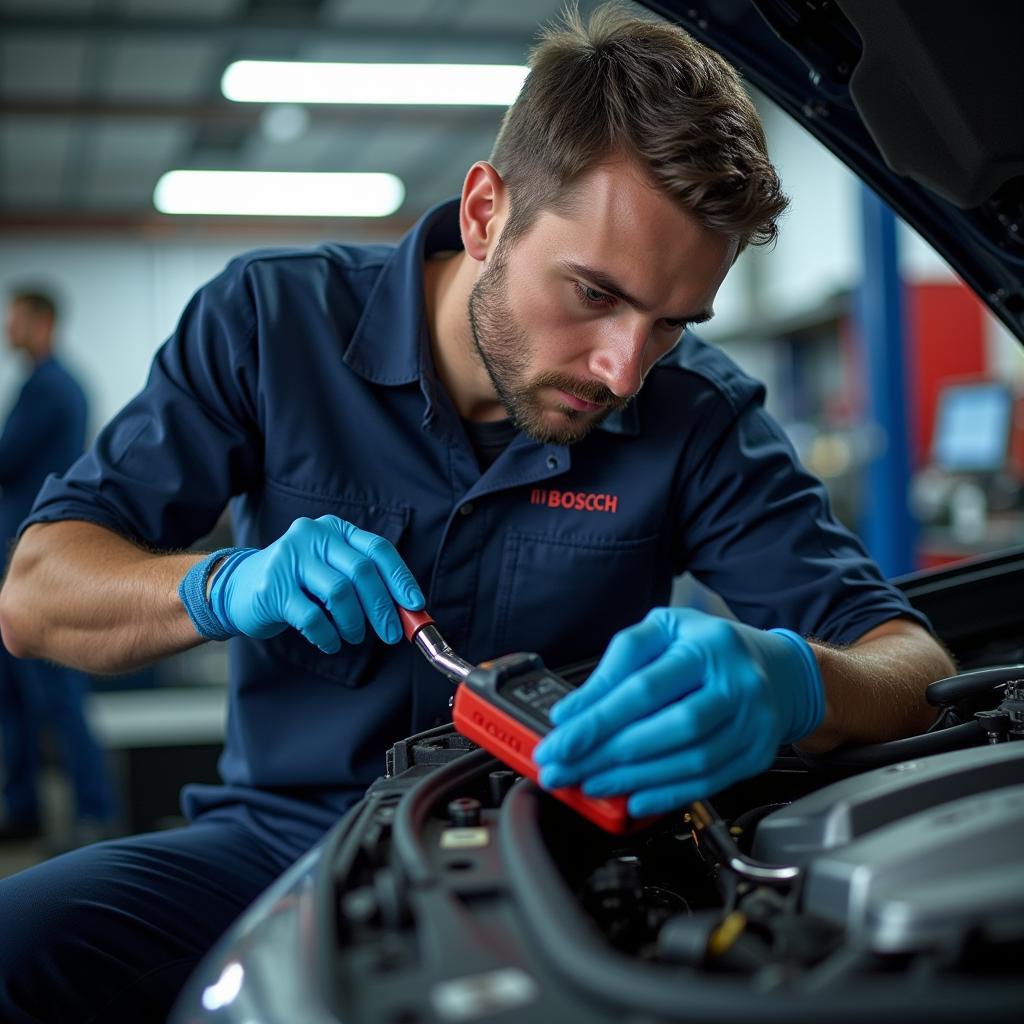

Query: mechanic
[0,289,116,848]
[0,4,953,1020]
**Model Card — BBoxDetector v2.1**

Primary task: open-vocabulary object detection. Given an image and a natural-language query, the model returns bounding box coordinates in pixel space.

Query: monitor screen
[931,382,1013,473]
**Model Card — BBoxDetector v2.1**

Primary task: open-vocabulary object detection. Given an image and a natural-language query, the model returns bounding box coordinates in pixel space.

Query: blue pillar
[855,185,916,578]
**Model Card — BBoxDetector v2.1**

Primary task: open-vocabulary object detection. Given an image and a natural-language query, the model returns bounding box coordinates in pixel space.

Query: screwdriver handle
[398,606,435,642]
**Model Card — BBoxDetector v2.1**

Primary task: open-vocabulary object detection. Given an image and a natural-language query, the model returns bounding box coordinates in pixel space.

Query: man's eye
[575,282,613,306]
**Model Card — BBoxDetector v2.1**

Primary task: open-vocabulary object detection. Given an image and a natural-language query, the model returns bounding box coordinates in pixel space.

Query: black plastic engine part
[447,797,482,827]
[925,664,1024,707]
[488,769,517,807]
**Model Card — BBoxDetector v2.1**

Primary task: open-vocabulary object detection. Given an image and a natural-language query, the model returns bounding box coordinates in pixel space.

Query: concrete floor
[0,685,227,881]
[0,765,82,879]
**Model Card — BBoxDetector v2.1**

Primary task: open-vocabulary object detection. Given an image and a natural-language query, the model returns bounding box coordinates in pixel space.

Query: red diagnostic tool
[398,607,641,834]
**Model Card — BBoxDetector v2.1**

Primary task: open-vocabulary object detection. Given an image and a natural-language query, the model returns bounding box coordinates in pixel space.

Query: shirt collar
[341,195,639,438]
[342,197,461,386]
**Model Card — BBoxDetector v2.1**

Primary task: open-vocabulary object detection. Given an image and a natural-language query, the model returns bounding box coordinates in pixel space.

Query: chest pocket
[258,485,411,688]
[492,531,665,667]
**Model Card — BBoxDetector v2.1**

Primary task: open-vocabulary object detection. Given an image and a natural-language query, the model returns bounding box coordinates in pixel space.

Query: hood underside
[640,0,1024,343]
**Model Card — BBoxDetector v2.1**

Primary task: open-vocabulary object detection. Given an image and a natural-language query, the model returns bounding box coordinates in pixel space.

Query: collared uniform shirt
[0,357,86,544]
[24,199,928,863]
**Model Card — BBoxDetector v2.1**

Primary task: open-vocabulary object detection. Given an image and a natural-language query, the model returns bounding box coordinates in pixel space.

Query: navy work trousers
[0,818,289,1022]
[0,645,115,825]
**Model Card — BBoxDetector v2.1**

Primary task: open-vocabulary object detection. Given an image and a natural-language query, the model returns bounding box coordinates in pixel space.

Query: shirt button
[546,455,558,470]
[460,502,475,516]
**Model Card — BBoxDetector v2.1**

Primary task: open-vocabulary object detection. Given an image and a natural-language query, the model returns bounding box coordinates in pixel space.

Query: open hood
[640,0,1024,343]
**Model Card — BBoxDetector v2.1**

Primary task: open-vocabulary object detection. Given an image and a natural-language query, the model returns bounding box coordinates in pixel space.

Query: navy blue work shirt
[0,357,86,545]
[24,199,927,863]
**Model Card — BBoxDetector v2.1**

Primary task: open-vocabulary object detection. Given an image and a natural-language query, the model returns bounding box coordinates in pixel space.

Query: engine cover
[801,783,1024,952]
[753,742,1024,953]
[752,741,1024,863]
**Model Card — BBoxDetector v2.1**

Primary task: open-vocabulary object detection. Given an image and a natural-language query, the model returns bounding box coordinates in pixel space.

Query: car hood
[640,0,1024,344]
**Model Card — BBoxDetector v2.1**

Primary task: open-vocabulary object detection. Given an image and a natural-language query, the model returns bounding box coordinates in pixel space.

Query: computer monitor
[931,381,1013,474]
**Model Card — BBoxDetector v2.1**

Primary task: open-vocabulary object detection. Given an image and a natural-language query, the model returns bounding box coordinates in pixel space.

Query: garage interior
[0,0,1021,906]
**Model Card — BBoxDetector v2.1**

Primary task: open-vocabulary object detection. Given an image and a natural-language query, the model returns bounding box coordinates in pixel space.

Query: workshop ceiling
[0,0,613,238]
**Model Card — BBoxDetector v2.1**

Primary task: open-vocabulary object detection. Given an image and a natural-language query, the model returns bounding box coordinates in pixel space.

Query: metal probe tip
[398,607,476,683]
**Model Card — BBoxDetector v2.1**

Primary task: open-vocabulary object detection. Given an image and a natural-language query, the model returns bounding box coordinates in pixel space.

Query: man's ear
[460,162,507,263]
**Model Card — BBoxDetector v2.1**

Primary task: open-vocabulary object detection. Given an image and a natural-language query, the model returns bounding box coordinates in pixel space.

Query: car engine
[171,667,1024,1024]
[300,675,1023,1023]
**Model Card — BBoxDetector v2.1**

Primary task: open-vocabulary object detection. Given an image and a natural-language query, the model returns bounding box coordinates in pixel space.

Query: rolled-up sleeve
[23,259,263,549]
[674,378,929,645]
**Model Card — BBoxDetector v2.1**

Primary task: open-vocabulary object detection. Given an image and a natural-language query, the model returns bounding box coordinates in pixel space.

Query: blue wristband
[178,547,252,641]
[769,627,826,743]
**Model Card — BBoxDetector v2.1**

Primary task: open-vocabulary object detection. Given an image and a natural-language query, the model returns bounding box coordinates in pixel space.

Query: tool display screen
[503,674,572,722]
[454,653,637,833]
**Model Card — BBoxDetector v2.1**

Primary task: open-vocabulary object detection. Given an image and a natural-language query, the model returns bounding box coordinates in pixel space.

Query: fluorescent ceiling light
[153,170,405,217]
[222,60,529,106]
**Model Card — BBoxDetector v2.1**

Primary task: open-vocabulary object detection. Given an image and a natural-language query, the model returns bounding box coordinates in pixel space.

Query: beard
[466,244,628,446]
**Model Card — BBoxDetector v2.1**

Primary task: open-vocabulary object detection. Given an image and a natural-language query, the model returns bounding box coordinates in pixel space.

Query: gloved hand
[532,607,825,817]
[207,515,424,653]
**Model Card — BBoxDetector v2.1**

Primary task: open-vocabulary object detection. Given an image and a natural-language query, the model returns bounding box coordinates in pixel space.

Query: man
[0,289,115,846]
[0,5,952,1020]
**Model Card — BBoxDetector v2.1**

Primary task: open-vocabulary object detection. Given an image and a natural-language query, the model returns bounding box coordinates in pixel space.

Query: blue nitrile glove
[203,515,424,653]
[532,607,824,817]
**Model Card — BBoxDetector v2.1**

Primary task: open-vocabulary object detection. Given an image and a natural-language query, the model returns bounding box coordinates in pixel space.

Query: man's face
[4,300,50,356]
[467,159,737,445]
[4,301,33,353]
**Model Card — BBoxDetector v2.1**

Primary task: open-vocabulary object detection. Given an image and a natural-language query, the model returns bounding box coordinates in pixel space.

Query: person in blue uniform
[0,6,953,1020]
[0,289,115,845]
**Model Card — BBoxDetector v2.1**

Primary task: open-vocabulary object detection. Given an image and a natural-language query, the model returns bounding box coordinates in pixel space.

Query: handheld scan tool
[399,607,641,834]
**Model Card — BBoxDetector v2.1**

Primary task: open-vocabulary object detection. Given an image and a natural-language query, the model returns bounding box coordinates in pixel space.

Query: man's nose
[587,322,650,399]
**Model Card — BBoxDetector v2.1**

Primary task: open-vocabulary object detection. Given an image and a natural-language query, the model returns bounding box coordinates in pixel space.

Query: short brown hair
[490,2,788,252]
[9,288,58,323]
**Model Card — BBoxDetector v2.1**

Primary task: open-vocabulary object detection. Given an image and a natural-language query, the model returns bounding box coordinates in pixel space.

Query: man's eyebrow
[560,260,714,324]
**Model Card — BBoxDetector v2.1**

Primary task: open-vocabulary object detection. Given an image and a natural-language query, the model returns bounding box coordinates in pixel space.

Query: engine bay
[311,677,1024,1023]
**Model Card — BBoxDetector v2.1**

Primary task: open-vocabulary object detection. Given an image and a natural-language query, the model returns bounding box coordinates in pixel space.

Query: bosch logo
[530,488,619,513]
[472,710,522,753]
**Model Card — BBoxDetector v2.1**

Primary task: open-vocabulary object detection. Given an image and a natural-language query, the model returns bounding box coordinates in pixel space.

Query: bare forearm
[797,620,955,753]
[0,520,206,673]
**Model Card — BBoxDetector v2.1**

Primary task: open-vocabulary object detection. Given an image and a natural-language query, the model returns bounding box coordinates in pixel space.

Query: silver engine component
[753,742,1024,953]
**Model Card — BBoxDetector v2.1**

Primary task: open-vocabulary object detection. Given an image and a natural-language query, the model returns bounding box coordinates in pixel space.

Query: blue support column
[855,185,916,578]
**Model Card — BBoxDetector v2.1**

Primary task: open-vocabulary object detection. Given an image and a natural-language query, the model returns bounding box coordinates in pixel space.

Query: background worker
[0,288,115,846]
[0,6,952,1020]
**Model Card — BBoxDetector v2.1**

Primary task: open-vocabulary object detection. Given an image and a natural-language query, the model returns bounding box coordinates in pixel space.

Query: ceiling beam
[0,13,533,54]
[0,99,505,129]
[0,210,418,239]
